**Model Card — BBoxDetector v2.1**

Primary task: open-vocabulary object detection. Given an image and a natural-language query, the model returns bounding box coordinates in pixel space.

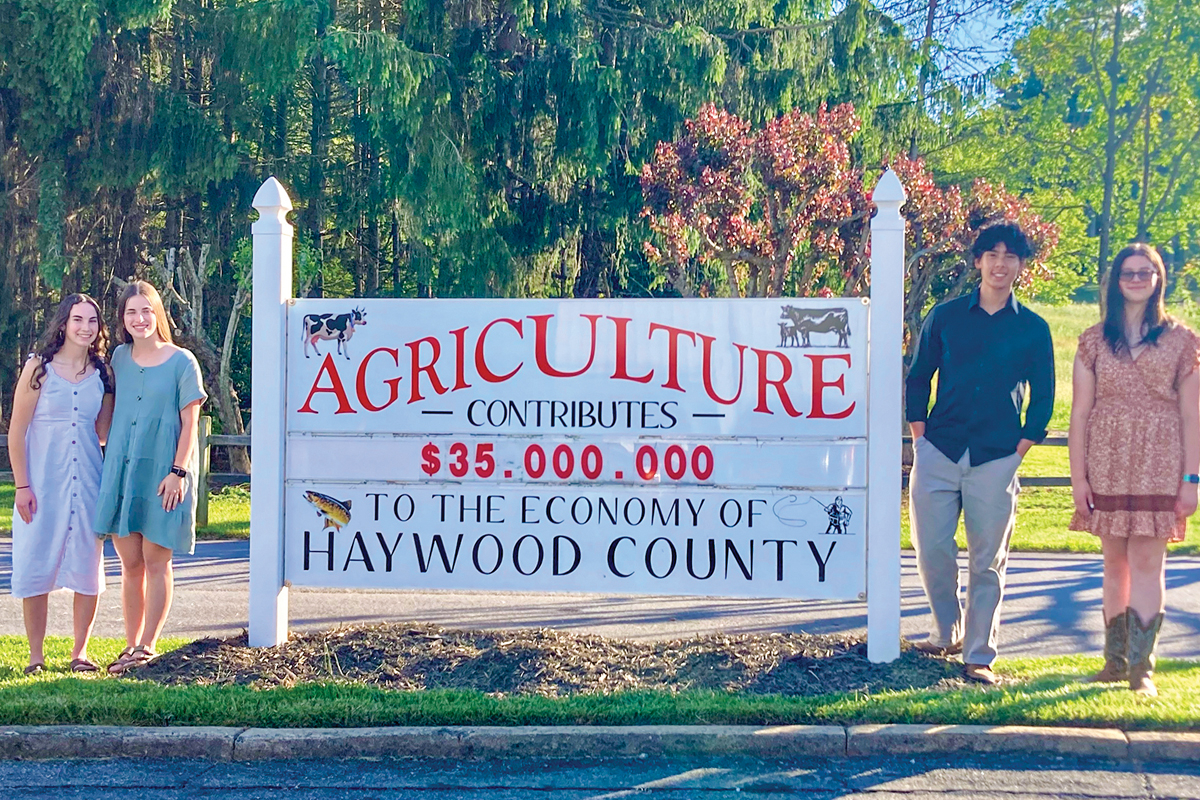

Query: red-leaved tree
[641,104,1060,349]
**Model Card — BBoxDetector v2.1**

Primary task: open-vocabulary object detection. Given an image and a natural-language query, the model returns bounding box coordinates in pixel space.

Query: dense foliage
[0,0,1195,435]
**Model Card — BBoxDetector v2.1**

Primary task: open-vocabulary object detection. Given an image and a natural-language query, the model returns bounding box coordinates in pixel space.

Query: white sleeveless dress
[10,367,106,597]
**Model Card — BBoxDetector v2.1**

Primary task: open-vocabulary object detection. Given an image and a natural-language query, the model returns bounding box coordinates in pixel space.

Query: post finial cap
[253,176,293,212]
[873,169,907,204]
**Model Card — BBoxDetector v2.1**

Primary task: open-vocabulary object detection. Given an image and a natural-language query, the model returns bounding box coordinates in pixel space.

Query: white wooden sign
[248,173,906,661]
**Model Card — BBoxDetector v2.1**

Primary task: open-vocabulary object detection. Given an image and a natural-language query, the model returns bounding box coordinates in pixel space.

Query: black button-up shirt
[906,290,1055,466]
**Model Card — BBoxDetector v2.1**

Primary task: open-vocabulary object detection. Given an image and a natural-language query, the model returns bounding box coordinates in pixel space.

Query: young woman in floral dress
[1069,243,1199,696]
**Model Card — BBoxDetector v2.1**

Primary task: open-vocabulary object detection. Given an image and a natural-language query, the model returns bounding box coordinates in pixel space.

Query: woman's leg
[21,594,49,668]
[139,538,174,652]
[71,592,99,662]
[111,533,147,648]
[1127,536,1167,621]
[1099,535,1131,620]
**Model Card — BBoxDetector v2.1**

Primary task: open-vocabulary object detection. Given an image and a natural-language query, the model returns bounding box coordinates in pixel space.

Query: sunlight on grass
[0,636,1196,730]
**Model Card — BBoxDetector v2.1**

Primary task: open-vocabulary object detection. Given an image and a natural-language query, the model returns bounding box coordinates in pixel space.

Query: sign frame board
[247,173,907,662]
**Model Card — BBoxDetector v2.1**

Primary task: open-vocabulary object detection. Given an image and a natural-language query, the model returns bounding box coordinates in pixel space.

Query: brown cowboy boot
[1127,609,1164,697]
[1086,608,1129,683]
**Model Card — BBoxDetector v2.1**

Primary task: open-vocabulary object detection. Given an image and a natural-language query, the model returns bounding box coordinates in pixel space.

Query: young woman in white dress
[8,294,114,674]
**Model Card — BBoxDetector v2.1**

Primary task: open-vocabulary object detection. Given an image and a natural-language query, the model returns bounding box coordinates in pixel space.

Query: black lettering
[522,495,541,524]
[459,494,483,523]
[608,536,636,577]
[724,539,753,580]
[597,401,617,428]
[467,399,485,426]
[685,498,705,526]
[486,495,505,524]
[645,537,677,578]
[762,539,798,581]
[807,540,837,583]
[571,497,593,525]
[432,493,453,522]
[719,499,742,527]
[748,499,766,528]
[551,400,569,427]
[304,530,335,571]
[507,400,526,427]
[659,401,678,429]
[413,533,465,573]
[342,532,375,572]
[375,532,404,571]
[487,399,508,426]
[641,401,657,429]
[578,401,596,428]
[546,496,566,524]
[366,493,387,521]
[651,498,680,526]
[597,497,619,524]
[553,536,581,576]
[623,498,646,525]
[513,535,545,575]
[393,494,414,522]
[686,538,716,580]
[472,535,504,574]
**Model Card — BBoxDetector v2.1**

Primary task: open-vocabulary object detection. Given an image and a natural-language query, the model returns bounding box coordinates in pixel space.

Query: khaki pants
[909,438,1021,666]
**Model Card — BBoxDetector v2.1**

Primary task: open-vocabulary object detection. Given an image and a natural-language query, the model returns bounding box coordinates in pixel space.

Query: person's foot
[22,663,44,676]
[964,663,1000,685]
[107,647,137,675]
[111,645,158,675]
[912,639,963,657]
[69,657,99,674]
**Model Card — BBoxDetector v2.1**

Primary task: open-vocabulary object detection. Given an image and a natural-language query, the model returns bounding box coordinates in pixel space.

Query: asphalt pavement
[1,752,1199,798]
[0,539,1198,658]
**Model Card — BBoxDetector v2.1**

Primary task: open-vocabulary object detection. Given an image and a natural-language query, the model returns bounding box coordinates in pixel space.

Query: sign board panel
[284,298,868,600]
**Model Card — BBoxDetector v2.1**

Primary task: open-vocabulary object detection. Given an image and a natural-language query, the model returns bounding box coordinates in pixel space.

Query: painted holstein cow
[779,306,851,348]
[302,307,367,359]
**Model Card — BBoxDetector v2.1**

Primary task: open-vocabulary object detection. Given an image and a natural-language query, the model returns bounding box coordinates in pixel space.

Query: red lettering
[297,354,357,414]
[450,326,472,391]
[753,349,802,417]
[406,336,449,403]
[530,313,601,378]
[806,354,856,419]
[355,347,402,412]
[697,334,747,405]
[608,316,653,384]
[474,318,524,383]
[648,323,697,392]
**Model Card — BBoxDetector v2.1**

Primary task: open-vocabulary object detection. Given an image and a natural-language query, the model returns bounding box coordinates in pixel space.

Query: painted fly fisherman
[905,222,1055,685]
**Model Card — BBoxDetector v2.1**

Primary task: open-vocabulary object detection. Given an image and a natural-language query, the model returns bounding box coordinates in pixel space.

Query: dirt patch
[131,624,967,697]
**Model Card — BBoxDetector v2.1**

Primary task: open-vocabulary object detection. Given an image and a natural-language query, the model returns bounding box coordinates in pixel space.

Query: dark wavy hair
[1102,243,1172,355]
[971,221,1035,262]
[30,293,113,394]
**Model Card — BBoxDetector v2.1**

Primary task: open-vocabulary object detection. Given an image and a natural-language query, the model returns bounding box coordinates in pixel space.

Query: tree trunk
[1097,6,1123,283]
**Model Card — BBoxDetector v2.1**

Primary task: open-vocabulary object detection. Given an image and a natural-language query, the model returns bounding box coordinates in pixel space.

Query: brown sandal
[70,657,99,673]
[111,645,157,675]
[23,663,44,676]
[107,647,136,675]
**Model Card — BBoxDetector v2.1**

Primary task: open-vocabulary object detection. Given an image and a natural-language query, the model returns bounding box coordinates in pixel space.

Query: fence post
[249,176,293,647]
[196,415,211,527]
[867,168,907,663]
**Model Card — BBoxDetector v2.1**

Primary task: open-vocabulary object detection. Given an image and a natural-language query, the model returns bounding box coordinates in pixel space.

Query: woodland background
[0,0,1197,470]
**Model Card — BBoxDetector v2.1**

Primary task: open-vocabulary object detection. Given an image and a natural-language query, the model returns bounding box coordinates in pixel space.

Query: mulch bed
[131,623,967,697]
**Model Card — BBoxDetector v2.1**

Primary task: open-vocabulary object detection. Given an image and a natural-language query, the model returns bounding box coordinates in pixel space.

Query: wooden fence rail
[0,420,1074,527]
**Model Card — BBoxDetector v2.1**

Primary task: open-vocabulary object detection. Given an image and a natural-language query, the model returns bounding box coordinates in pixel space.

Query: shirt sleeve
[1076,328,1098,372]
[1174,327,1200,389]
[905,308,940,424]
[176,351,208,410]
[1021,320,1055,443]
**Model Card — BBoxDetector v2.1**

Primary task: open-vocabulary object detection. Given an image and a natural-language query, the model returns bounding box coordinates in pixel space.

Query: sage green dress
[94,345,207,554]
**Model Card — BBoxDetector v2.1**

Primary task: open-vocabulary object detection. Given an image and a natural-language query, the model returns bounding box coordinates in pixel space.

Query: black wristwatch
[169,465,187,479]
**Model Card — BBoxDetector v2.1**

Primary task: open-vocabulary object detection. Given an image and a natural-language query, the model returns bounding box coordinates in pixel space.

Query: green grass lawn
[0,635,1197,730]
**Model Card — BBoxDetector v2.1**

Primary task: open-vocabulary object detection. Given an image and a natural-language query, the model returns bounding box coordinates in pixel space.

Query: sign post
[866,169,907,663]
[249,177,292,647]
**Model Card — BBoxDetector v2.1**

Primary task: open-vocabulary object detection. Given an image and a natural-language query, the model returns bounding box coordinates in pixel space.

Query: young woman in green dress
[95,281,207,674]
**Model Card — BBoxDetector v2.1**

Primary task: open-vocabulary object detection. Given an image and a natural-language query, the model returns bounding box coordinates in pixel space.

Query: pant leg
[909,437,965,648]
[959,451,1022,666]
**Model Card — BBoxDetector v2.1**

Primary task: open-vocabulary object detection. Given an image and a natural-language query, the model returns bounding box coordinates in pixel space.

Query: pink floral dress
[1070,322,1200,541]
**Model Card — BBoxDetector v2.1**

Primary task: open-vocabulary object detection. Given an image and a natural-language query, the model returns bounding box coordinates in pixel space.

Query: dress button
[71,423,76,426]
[71,440,76,444]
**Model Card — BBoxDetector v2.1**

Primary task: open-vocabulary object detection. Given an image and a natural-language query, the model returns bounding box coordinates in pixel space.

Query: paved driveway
[1,539,1197,658]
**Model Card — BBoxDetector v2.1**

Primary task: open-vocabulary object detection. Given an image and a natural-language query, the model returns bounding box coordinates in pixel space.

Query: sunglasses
[1118,269,1157,283]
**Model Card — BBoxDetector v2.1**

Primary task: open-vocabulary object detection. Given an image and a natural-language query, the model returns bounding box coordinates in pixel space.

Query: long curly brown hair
[30,294,113,394]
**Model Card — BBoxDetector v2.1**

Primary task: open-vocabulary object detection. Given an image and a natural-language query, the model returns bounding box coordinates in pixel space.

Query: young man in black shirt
[906,222,1055,684]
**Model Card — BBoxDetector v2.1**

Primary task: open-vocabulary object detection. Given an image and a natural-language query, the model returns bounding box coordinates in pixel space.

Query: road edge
[1,724,1198,761]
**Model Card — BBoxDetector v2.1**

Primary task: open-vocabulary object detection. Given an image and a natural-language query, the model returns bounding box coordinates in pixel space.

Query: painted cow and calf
[302,308,367,358]
[778,305,851,348]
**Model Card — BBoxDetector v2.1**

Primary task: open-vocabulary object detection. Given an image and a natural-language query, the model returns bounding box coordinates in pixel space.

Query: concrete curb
[0,724,1195,761]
